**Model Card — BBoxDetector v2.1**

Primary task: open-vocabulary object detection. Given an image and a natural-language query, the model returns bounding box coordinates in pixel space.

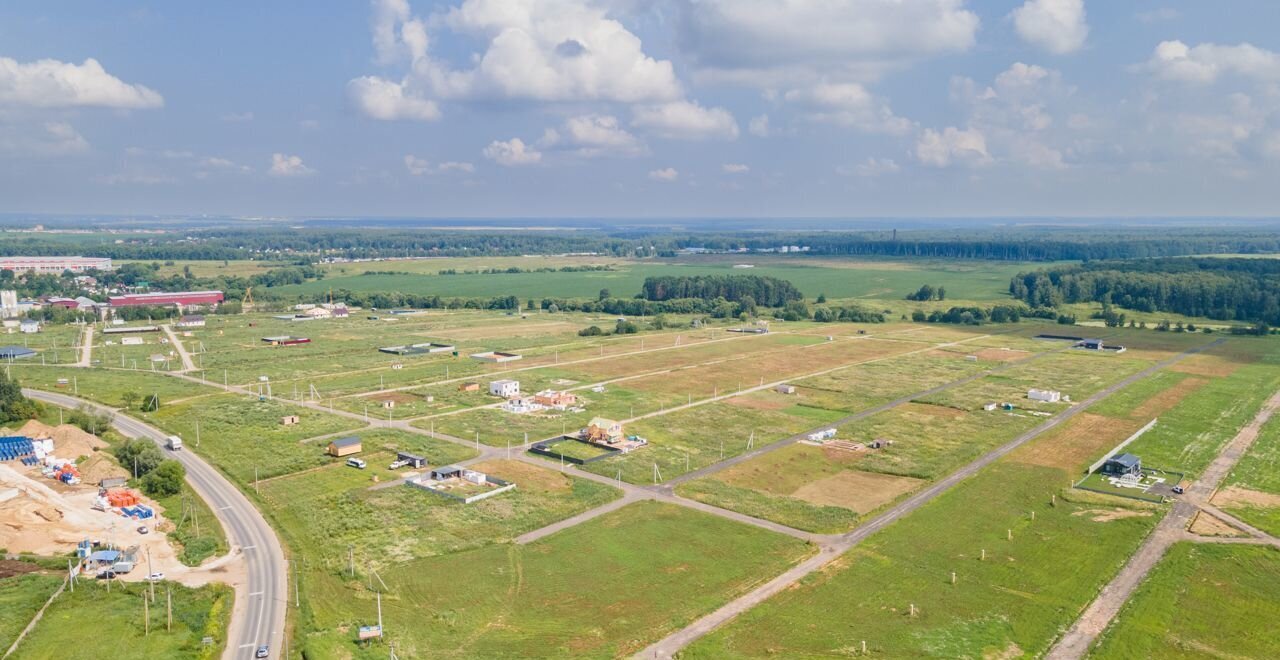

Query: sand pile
[78,452,128,485]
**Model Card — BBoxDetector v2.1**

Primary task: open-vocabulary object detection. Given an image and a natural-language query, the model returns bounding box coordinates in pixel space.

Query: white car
[147,572,165,582]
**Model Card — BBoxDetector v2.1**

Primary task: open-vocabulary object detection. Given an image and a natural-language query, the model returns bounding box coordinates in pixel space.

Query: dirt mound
[49,424,107,460]
[78,452,128,485]
[0,560,40,579]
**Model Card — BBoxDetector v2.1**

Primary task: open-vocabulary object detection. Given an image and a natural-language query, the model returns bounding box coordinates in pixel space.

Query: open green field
[1220,409,1280,536]
[140,394,362,484]
[1091,543,1280,659]
[685,462,1159,659]
[277,256,1054,302]
[0,571,64,653]
[11,365,218,409]
[300,501,813,659]
[262,458,616,570]
[13,580,231,660]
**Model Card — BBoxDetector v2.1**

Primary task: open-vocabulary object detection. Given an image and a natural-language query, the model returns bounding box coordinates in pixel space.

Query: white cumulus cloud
[0,57,163,108]
[631,101,739,140]
[1141,40,1280,84]
[352,0,684,122]
[915,127,990,167]
[783,83,914,135]
[541,114,645,157]
[269,153,314,177]
[483,138,542,166]
[648,167,678,181]
[347,76,440,121]
[404,154,477,175]
[676,0,979,85]
[722,163,749,173]
[1012,0,1089,55]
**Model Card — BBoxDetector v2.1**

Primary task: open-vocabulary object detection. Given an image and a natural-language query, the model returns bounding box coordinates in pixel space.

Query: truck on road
[166,435,183,451]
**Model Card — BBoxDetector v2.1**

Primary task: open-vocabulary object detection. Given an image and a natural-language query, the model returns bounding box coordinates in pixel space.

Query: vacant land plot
[142,394,360,484]
[1219,410,1280,536]
[678,443,923,533]
[262,458,618,569]
[300,501,813,659]
[685,463,1159,659]
[1091,543,1280,659]
[10,365,217,408]
[15,580,231,660]
[0,570,63,653]
[919,351,1150,413]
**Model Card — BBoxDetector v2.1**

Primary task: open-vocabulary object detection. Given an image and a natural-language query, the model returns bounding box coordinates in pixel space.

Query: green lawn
[1092,543,1280,659]
[14,580,231,660]
[0,571,64,653]
[300,501,814,659]
[685,463,1159,659]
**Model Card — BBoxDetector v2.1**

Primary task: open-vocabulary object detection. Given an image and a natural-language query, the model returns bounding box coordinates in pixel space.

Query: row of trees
[1010,258,1280,325]
[10,225,1280,263]
[640,275,803,307]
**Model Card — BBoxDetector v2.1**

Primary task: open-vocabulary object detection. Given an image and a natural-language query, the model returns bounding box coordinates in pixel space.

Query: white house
[489,379,520,398]
[1028,389,1062,403]
[19,319,40,334]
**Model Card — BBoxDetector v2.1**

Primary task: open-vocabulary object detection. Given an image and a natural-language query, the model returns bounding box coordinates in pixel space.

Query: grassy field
[152,484,230,566]
[300,501,814,659]
[140,393,362,484]
[262,458,617,570]
[12,365,218,408]
[1091,543,1280,659]
[0,570,64,653]
[684,463,1159,659]
[13,580,231,660]
[1220,408,1280,536]
[277,256,1051,302]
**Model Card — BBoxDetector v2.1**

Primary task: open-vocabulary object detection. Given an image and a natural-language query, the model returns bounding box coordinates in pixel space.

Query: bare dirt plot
[1010,413,1145,471]
[1168,354,1241,378]
[1070,508,1154,523]
[791,470,923,513]
[1129,376,1208,419]
[1188,511,1249,537]
[0,559,40,579]
[363,391,421,405]
[1212,485,1280,509]
[972,348,1033,362]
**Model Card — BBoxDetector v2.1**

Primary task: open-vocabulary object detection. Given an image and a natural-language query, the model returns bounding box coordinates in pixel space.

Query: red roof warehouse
[108,291,225,308]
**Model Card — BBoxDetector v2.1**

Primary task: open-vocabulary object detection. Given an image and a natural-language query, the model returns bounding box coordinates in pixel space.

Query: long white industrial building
[0,256,113,273]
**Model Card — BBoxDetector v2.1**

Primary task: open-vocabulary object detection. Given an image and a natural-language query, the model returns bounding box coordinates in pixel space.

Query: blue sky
[3,0,1280,218]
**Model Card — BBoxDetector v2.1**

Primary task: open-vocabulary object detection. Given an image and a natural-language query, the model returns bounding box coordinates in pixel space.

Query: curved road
[25,389,285,659]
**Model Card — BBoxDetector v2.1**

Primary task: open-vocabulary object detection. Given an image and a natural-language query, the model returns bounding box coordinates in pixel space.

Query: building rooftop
[1108,452,1141,468]
[330,436,361,448]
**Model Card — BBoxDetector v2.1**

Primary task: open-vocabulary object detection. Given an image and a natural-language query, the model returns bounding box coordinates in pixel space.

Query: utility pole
[144,592,150,636]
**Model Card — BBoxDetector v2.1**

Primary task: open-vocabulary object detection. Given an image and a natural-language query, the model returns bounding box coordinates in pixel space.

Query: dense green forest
[2,226,1279,262]
[1010,258,1280,325]
[640,275,803,306]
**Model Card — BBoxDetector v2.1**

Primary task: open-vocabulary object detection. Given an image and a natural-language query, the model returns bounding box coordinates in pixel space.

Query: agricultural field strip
[1046,387,1280,660]
[370,333,887,424]
[662,336,1070,489]
[324,323,931,401]
[219,322,776,392]
[534,333,1003,444]
[637,337,1224,659]
[368,327,995,427]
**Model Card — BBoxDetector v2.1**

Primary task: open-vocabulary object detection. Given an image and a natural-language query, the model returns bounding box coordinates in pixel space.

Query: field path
[161,324,197,373]
[635,338,1225,660]
[1046,386,1280,660]
[75,325,93,367]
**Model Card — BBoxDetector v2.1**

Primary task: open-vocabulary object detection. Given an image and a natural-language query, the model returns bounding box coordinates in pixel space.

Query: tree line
[640,275,803,307]
[1009,257,1280,325]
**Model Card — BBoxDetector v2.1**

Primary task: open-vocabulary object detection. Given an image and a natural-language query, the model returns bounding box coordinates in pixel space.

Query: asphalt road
[26,389,286,660]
